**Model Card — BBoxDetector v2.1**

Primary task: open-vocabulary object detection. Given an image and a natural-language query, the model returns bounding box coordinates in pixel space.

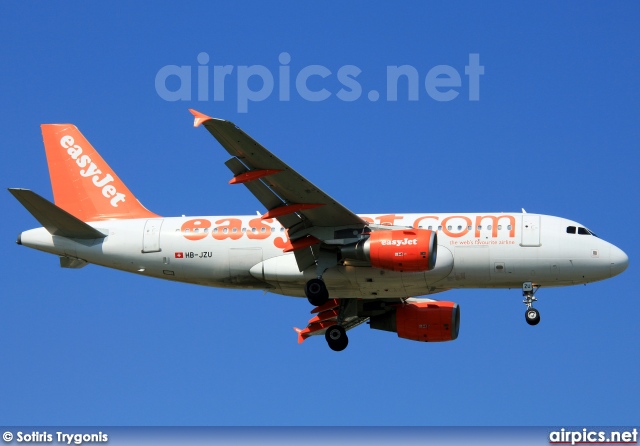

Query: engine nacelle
[369,301,460,342]
[341,229,437,272]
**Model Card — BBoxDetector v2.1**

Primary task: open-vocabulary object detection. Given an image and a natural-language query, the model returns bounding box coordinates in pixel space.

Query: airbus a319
[10,110,629,351]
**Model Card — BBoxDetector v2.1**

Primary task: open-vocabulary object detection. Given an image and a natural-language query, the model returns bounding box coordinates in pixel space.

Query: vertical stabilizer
[41,124,158,221]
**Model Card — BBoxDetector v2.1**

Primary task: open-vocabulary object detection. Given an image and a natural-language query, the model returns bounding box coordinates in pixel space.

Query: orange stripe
[229,169,282,184]
[310,299,340,314]
[262,203,324,219]
[282,236,320,252]
[309,309,339,323]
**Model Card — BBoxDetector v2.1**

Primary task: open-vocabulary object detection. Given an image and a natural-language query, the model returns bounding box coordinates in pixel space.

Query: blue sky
[1,2,638,426]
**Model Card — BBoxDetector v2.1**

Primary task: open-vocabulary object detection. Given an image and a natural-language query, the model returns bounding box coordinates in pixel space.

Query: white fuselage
[19,212,627,299]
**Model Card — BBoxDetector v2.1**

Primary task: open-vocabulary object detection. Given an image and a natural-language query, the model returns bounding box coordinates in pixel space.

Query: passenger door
[520,214,541,247]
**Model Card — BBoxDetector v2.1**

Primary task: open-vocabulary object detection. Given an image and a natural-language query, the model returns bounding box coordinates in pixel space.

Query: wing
[190,110,367,232]
[190,109,369,270]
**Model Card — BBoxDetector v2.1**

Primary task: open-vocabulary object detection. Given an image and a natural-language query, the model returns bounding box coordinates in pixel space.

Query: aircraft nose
[610,245,629,277]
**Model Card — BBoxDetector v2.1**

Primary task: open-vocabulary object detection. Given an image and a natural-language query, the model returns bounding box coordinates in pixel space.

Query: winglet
[189,109,212,128]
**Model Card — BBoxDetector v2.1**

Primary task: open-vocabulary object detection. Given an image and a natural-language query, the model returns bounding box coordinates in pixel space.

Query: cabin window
[507,225,512,230]
[487,225,492,230]
[232,228,237,233]
[467,226,472,230]
[437,225,442,231]
[428,225,433,230]
[213,228,218,233]
[280,227,285,232]
[251,227,257,233]
[497,225,502,230]
[457,225,463,230]
[271,227,275,233]
[184,228,190,233]
[194,228,199,233]
[242,228,246,232]
[261,227,266,233]
[477,225,482,230]
[222,228,228,234]
[447,225,452,230]
[204,228,209,233]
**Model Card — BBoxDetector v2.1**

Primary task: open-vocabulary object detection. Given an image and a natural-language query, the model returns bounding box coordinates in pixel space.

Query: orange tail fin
[41,124,158,221]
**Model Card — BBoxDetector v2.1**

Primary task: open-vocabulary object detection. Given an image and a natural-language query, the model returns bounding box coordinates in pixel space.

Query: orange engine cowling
[341,229,437,272]
[369,301,460,342]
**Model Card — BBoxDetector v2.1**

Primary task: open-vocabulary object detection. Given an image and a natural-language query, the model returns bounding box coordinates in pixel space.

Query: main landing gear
[304,281,350,351]
[305,249,338,307]
[325,324,348,351]
[522,282,541,326]
[304,256,348,350]
[305,278,329,306]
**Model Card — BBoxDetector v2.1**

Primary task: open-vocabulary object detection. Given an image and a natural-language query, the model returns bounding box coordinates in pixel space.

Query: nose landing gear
[522,282,541,325]
[525,307,540,325]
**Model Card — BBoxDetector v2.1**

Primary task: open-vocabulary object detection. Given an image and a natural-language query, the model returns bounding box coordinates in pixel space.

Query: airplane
[9,109,629,351]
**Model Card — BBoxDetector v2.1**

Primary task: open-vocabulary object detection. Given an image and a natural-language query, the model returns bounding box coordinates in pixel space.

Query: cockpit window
[567,225,598,237]
[588,229,598,238]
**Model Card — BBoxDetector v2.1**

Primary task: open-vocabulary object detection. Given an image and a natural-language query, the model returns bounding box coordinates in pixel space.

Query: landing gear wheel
[325,325,348,351]
[525,307,540,326]
[305,278,329,306]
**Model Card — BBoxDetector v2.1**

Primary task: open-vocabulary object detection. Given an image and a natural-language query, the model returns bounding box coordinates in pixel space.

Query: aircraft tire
[325,325,348,351]
[525,308,540,326]
[305,278,329,306]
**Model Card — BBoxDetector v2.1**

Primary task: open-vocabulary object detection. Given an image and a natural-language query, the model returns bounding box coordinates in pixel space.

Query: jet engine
[369,301,460,342]
[341,229,437,272]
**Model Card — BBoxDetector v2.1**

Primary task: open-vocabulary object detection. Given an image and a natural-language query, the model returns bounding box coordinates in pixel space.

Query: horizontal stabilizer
[8,188,106,239]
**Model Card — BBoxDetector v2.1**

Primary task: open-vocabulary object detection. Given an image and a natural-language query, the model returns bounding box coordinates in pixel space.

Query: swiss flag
[175,252,184,258]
